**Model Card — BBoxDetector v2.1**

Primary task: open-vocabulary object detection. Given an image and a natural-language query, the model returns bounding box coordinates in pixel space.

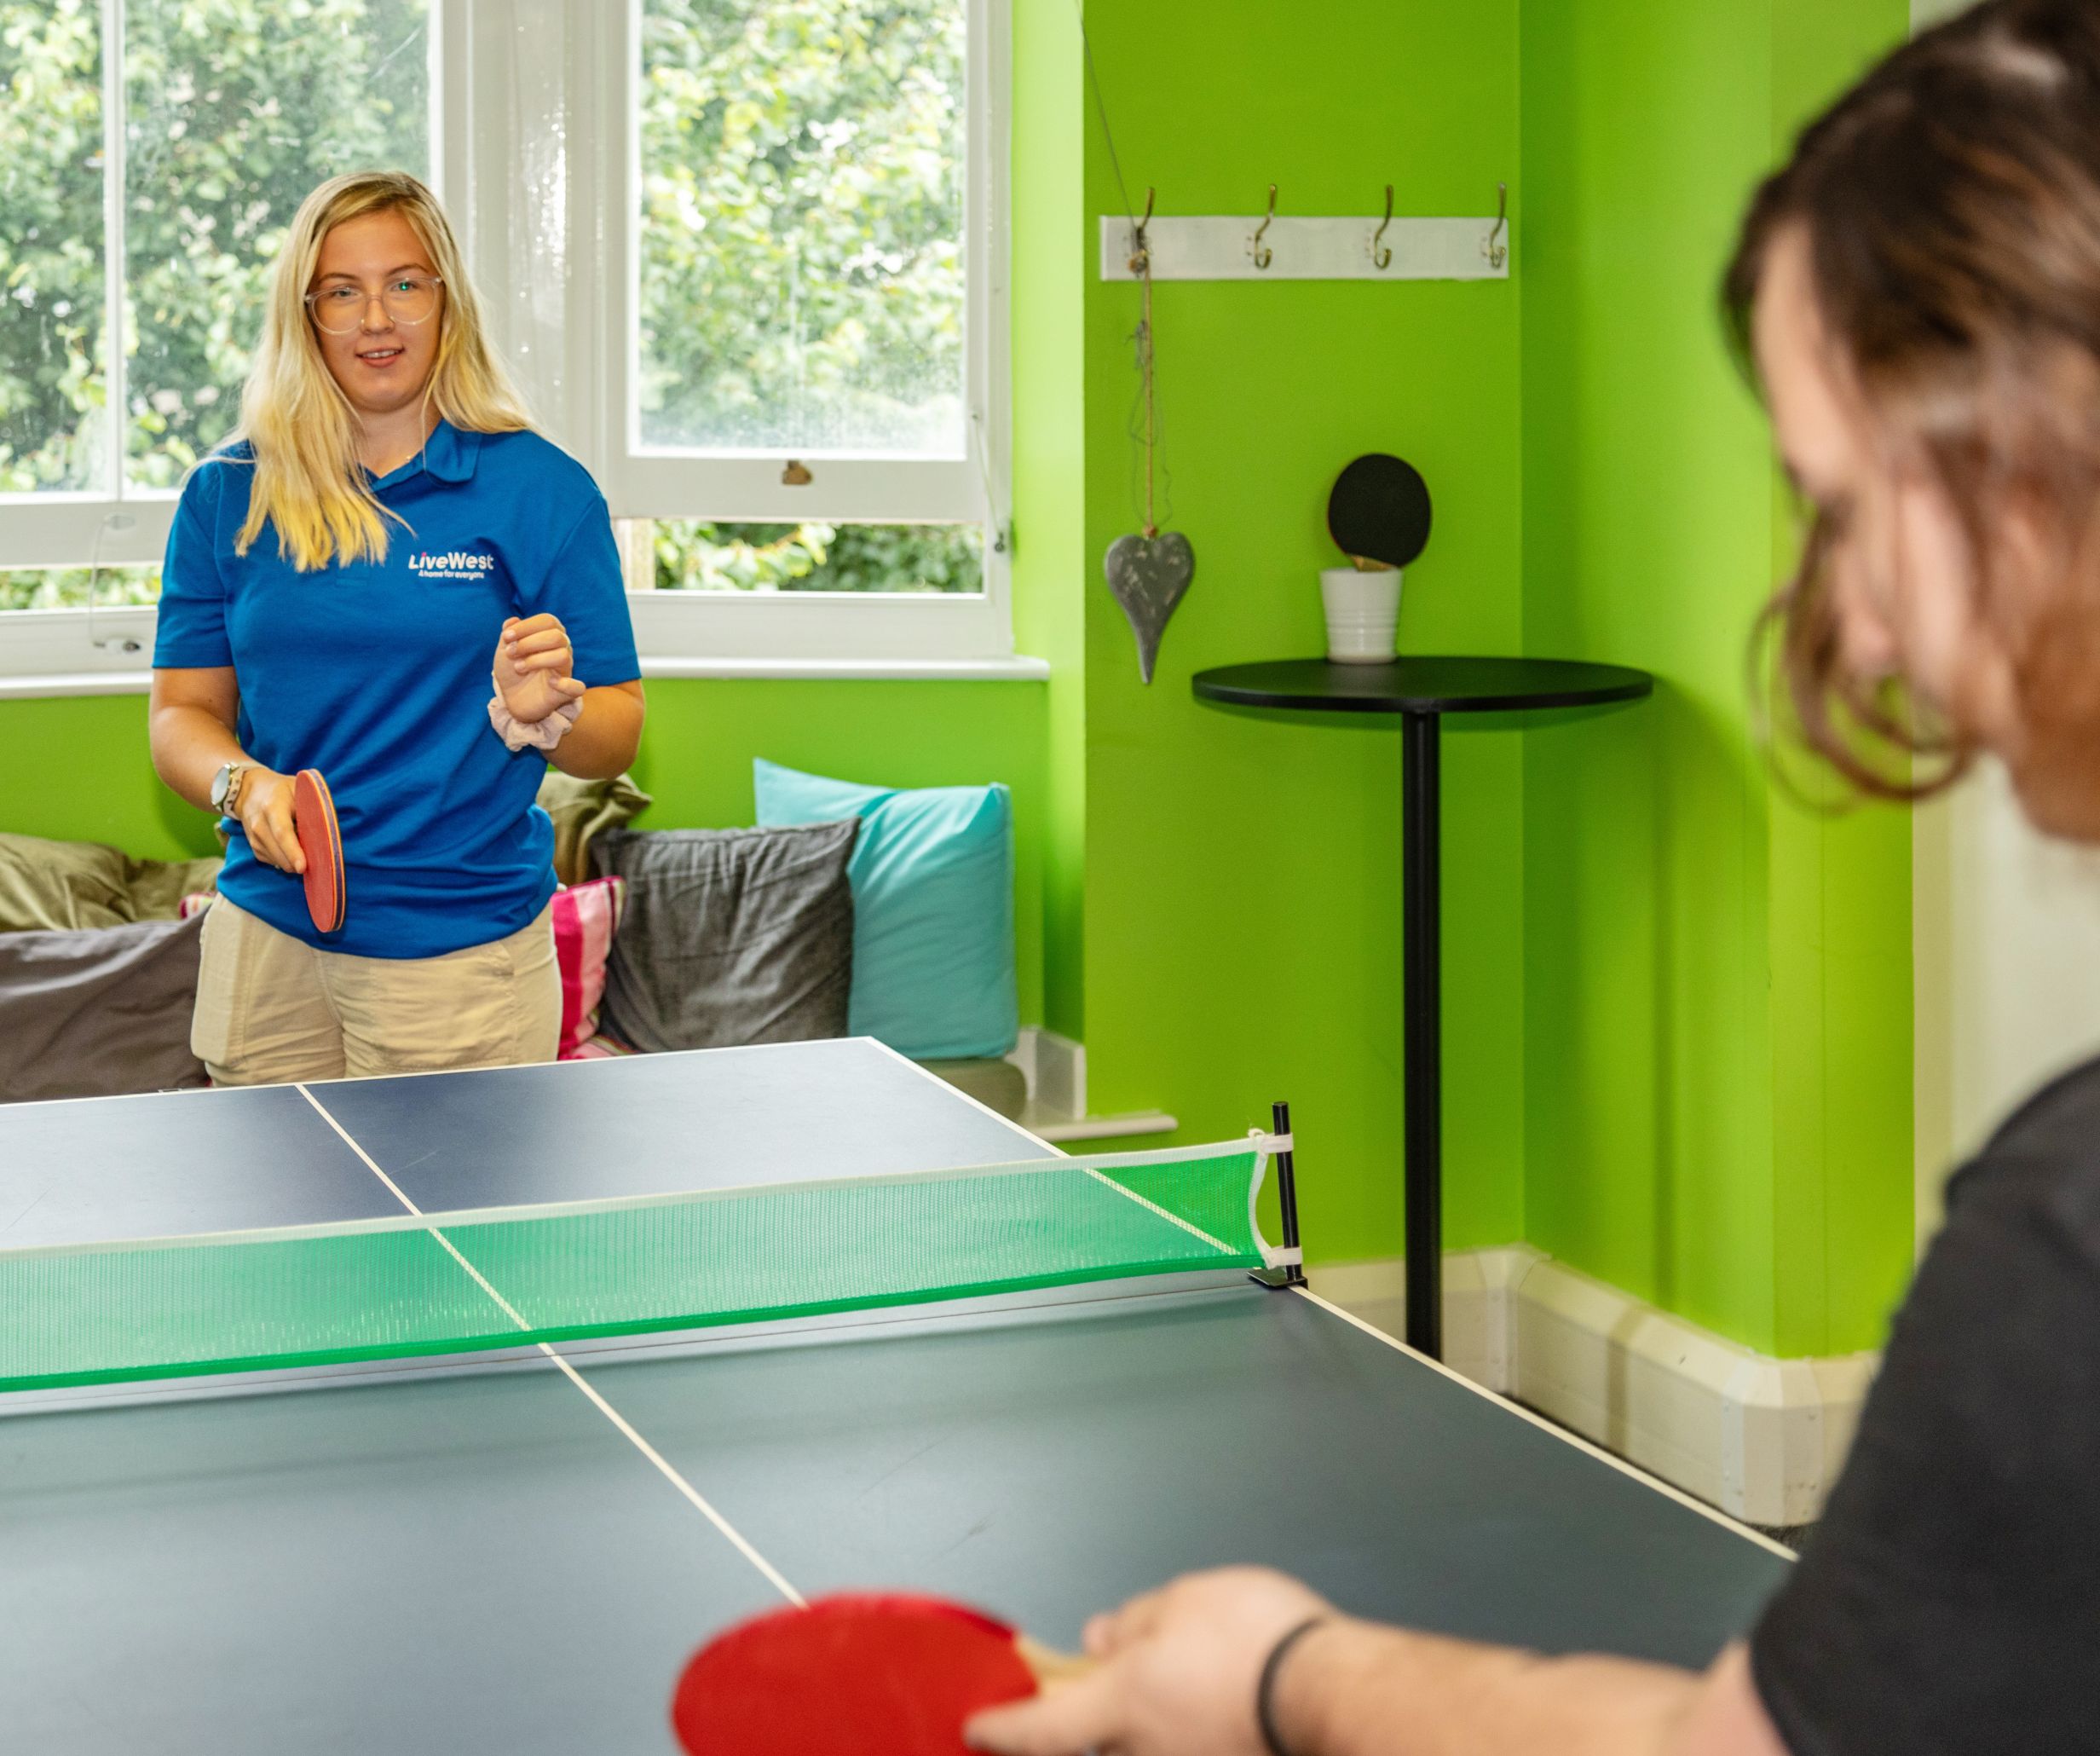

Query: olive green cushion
[536,771,654,888]
[0,832,222,935]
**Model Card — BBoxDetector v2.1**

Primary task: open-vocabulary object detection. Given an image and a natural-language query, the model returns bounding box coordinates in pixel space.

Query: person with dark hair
[966,3,2100,1752]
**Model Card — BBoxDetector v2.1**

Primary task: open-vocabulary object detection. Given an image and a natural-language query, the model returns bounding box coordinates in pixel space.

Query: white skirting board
[1310,1249,1880,1528]
[1007,1026,1177,1144]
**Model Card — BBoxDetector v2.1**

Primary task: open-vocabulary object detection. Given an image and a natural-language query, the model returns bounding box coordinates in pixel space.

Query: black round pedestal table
[1191,656,1654,1360]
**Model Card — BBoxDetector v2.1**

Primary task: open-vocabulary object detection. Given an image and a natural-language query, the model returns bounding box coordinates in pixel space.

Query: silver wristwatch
[210,761,249,815]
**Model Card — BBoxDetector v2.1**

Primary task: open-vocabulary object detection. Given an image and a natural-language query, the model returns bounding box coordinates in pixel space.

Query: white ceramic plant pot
[1321,566,1403,664]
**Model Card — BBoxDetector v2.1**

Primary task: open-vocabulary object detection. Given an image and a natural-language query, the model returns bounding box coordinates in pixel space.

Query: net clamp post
[1249,1129,1295,1154]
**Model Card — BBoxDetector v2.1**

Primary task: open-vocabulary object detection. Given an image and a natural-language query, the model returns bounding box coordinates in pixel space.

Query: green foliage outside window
[651,520,980,594]
[0,565,161,610]
[0,0,428,495]
[1,0,977,604]
[639,0,966,455]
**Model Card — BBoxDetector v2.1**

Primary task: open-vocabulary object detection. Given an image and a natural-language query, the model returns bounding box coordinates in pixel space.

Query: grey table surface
[0,1040,1787,1753]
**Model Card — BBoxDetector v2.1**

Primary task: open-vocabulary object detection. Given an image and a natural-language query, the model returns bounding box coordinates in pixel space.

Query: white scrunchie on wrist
[488,679,584,753]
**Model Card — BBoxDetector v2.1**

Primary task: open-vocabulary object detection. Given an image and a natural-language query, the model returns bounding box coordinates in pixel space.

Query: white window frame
[589,0,1013,666]
[0,0,1020,686]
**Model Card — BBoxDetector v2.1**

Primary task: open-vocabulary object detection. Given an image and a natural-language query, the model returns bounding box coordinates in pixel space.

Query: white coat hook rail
[1102,180,1513,283]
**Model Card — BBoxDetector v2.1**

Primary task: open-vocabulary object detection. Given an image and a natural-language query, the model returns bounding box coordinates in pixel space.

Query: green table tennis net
[1,1141,1289,1392]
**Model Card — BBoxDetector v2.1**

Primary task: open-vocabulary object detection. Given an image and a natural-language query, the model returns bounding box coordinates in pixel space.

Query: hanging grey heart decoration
[1103,530,1195,685]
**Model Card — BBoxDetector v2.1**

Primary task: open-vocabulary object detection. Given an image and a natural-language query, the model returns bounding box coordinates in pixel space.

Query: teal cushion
[753,759,1018,1060]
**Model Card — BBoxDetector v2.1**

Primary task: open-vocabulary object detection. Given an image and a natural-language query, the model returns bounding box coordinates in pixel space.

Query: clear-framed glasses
[304,275,445,334]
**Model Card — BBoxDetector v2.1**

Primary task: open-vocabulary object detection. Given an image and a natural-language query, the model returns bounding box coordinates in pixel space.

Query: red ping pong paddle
[292,769,346,934]
[671,1591,1086,1756]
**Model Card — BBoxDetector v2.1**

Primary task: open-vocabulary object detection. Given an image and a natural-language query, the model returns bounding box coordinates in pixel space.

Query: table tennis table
[0,1037,1791,1753]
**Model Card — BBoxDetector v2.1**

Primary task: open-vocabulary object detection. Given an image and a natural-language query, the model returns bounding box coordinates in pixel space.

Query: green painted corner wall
[1065,0,1529,1261]
[1515,0,1914,1356]
[0,695,224,861]
[1010,0,1087,1043]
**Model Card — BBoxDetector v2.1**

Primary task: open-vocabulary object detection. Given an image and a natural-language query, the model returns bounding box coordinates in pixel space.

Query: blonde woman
[148,170,644,1084]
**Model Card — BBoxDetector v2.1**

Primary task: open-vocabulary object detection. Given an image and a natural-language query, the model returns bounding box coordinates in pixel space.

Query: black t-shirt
[1751,1056,2100,1756]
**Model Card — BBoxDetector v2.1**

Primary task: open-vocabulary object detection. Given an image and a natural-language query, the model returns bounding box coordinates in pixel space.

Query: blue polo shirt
[154,420,641,959]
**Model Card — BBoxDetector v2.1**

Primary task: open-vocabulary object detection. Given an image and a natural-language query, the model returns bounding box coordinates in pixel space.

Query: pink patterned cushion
[550,875,626,1060]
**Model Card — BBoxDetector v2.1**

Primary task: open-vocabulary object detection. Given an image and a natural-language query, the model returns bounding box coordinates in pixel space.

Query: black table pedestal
[1400,713,1443,1359]
[1192,656,1654,1360]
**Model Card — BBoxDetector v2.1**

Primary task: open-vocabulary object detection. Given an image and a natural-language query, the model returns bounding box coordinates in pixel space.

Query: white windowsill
[641,656,1048,683]
[0,673,157,702]
[0,656,1053,701]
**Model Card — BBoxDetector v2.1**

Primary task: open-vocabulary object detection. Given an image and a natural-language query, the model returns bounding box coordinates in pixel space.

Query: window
[635,0,966,459]
[0,0,431,515]
[1,0,432,680]
[1,1,105,498]
[121,0,430,493]
[600,0,1010,666]
[0,0,1014,683]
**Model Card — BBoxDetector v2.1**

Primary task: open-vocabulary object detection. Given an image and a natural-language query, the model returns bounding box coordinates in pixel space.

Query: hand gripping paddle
[1327,453,1433,571]
[671,1592,1087,1756]
[291,769,346,935]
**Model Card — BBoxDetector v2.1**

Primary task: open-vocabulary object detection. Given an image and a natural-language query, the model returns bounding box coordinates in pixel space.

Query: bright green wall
[1516,0,1913,1355]
[0,695,222,861]
[1010,0,1087,1042]
[1067,0,1529,1261]
[0,679,1049,1028]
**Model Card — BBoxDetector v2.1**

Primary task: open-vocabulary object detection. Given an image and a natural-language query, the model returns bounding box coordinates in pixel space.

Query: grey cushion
[591,822,857,1054]
[0,915,208,1102]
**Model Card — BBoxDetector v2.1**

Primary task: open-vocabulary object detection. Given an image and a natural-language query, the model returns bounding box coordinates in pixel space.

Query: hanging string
[1127,240,1175,536]
[1071,0,1137,230]
[1073,0,1174,537]
[1137,245,1157,537]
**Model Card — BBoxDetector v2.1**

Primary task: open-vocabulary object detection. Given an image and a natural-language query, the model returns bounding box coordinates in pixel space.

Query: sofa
[0,771,1027,1117]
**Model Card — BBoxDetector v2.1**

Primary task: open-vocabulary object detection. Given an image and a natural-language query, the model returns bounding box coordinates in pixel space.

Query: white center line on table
[294,1081,806,1608]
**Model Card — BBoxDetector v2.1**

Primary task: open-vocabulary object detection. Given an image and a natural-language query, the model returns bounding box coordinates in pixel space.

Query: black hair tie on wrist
[1255,1615,1329,1756]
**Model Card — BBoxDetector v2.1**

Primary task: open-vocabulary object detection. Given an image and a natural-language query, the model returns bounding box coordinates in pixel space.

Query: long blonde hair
[232,170,532,570]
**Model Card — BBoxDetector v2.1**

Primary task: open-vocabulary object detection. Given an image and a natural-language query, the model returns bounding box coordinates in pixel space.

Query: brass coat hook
[1483,182,1508,270]
[1372,183,1394,271]
[1129,186,1156,273]
[1251,183,1277,270]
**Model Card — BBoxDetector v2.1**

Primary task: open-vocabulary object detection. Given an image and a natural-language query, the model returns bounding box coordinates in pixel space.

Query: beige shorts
[193,895,561,1087]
